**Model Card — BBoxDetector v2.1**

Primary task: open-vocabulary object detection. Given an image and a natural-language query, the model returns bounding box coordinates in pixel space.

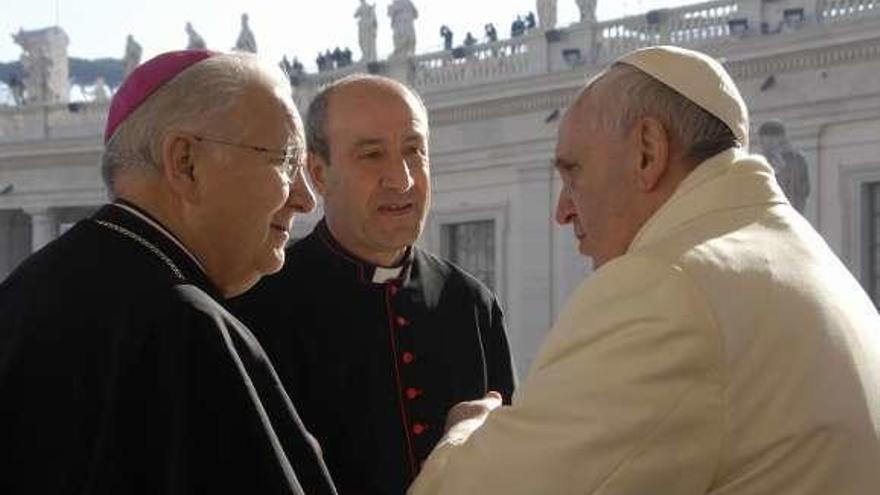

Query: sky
[1,0,704,72]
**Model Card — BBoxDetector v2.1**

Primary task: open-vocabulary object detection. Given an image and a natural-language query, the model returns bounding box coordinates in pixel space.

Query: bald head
[306,74,428,164]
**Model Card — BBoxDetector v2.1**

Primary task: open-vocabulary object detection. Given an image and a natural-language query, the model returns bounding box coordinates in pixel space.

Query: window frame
[426,204,508,308]
[840,162,880,305]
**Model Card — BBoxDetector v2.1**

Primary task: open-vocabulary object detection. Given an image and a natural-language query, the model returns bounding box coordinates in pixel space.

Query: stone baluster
[24,207,58,252]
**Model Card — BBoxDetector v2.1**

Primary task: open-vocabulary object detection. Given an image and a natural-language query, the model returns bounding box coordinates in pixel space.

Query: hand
[444,391,503,433]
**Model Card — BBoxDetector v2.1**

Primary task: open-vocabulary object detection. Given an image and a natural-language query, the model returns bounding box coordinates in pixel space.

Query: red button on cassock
[412,423,427,435]
[405,387,421,399]
[402,352,415,364]
[395,315,408,327]
[389,284,399,296]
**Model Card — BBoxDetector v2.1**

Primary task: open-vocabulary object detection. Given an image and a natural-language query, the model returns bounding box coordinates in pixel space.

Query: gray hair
[305,73,428,164]
[101,52,295,193]
[591,62,740,164]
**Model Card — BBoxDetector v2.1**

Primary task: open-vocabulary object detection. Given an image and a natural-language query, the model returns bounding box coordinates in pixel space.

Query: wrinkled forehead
[580,68,619,110]
[557,72,616,152]
[266,80,303,137]
[222,81,304,144]
[332,79,428,129]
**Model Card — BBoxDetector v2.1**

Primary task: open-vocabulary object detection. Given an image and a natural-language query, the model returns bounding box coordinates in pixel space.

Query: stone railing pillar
[528,31,551,74]
[24,207,58,252]
[385,55,415,86]
[734,0,765,34]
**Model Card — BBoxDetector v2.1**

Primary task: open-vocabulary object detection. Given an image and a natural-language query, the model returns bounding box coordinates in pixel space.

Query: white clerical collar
[372,265,404,284]
[112,202,207,273]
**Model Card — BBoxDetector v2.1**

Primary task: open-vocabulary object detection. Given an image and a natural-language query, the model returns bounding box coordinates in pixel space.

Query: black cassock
[231,220,516,495]
[0,202,337,495]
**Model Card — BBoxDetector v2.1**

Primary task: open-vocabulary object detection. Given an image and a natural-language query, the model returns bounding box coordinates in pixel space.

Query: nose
[288,166,316,213]
[555,185,575,226]
[381,155,415,192]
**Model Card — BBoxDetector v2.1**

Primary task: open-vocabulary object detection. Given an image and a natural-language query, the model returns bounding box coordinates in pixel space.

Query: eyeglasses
[192,135,304,180]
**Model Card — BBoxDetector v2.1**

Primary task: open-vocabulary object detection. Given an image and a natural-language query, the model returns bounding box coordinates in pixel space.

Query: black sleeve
[82,290,312,495]
[482,296,517,405]
[227,274,314,430]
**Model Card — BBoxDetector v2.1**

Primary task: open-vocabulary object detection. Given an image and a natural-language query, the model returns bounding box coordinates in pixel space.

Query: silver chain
[94,220,186,281]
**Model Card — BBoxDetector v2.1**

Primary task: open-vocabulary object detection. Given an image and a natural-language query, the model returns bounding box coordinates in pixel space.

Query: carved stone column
[24,207,58,252]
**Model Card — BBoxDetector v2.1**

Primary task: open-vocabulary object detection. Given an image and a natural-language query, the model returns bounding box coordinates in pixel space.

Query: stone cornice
[724,34,880,80]
[0,144,101,160]
[429,32,880,128]
[430,87,580,128]
[0,187,105,210]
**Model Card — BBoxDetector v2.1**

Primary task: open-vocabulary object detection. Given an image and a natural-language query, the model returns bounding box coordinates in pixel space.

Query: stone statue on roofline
[576,0,598,23]
[12,26,69,104]
[185,22,207,50]
[759,120,811,214]
[123,34,142,78]
[235,13,257,53]
[387,0,418,58]
[537,0,557,30]
[355,0,378,62]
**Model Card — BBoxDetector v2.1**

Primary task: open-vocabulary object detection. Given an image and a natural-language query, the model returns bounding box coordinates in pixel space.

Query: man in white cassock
[408,45,880,495]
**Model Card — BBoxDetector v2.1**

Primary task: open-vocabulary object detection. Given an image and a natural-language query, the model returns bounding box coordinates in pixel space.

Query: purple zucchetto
[104,50,217,143]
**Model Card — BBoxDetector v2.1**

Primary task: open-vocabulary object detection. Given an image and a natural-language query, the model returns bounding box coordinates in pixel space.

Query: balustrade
[597,0,739,61]
[3,0,880,120]
[819,0,879,21]
[412,37,533,89]
[0,101,106,143]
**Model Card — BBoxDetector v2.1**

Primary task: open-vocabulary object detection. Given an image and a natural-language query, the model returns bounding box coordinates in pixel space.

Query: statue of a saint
[355,0,378,63]
[759,120,811,214]
[235,13,257,53]
[536,0,557,30]
[122,34,142,78]
[12,27,69,104]
[387,0,418,57]
[575,0,597,23]
[185,22,207,50]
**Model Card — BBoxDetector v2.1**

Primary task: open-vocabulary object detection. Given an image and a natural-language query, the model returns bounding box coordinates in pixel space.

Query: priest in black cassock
[0,51,337,495]
[231,74,516,495]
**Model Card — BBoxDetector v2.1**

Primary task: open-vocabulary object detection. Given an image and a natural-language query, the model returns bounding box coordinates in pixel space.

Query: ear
[633,117,670,192]
[307,151,329,196]
[160,132,200,202]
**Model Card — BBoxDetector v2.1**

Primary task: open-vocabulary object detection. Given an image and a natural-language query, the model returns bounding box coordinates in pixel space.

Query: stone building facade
[2,0,879,376]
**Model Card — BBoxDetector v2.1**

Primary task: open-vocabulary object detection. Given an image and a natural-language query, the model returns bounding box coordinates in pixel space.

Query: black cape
[0,203,337,495]
[231,220,515,494]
